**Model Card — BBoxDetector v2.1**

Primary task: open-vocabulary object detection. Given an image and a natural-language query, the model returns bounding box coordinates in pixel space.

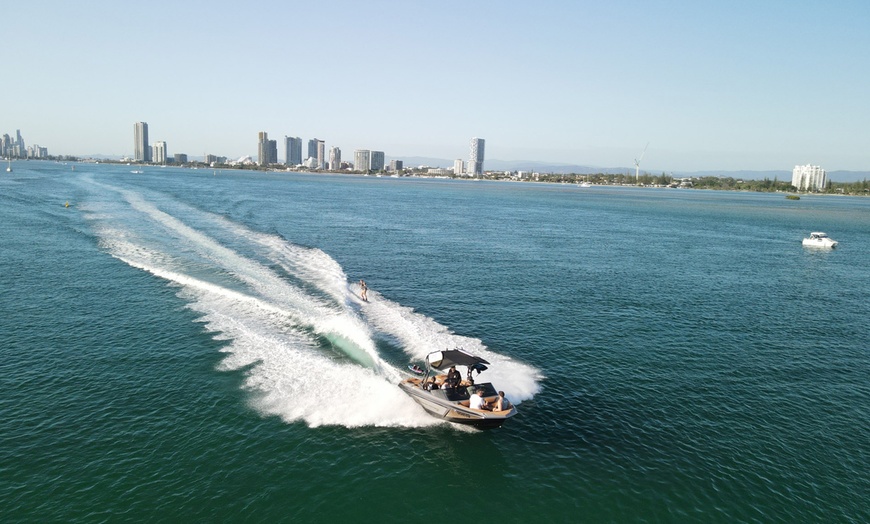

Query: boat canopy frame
[426,349,489,371]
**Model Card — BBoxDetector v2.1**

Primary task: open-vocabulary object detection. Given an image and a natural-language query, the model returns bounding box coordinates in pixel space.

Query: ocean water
[1,161,867,523]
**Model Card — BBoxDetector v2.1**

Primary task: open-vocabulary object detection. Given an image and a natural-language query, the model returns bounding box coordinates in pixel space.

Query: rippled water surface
[1,162,868,522]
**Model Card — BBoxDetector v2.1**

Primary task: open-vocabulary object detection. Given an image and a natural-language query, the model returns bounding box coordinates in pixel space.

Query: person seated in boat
[423,376,439,390]
[469,389,491,411]
[410,364,423,374]
[493,391,511,411]
[444,366,461,390]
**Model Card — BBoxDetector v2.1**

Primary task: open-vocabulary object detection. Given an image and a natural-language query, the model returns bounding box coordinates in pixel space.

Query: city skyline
[5,1,870,172]
[1,129,48,159]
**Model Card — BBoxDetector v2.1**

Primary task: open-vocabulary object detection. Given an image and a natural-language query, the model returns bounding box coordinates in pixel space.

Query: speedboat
[398,348,517,429]
[802,232,838,248]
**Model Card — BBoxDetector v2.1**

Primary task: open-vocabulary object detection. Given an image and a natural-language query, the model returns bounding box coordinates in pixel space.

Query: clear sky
[5,0,870,172]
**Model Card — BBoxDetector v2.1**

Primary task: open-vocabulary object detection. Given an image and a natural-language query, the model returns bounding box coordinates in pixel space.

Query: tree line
[514,172,869,196]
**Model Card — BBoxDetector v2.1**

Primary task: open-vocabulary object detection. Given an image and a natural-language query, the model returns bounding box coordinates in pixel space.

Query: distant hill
[828,170,870,183]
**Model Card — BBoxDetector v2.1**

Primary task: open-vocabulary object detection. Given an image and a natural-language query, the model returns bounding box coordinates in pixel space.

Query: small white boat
[5,158,11,173]
[802,232,838,248]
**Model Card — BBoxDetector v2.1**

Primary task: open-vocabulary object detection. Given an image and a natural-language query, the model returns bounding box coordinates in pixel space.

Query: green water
[1,162,867,522]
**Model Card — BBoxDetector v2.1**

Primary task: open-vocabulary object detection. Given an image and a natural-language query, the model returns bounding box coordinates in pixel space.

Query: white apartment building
[792,164,827,191]
[354,150,371,172]
[153,141,167,164]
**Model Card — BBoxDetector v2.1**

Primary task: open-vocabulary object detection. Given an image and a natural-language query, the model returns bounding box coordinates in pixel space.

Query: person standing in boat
[359,279,368,301]
[444,365,461,390]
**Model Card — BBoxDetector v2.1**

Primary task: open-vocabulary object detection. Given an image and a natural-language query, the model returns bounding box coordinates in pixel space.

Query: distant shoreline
[16,157,870,196]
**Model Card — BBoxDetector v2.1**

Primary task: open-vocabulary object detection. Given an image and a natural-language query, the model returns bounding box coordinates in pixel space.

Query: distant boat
[802,232,838,248]
[5,158,11,173]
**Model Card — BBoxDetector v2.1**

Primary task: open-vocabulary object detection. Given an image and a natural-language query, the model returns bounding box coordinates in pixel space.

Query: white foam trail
[119,189,389,374]
[207,209,543,404]
[82,179,540,428]
[179,287,438,428]
[356,290,543,403]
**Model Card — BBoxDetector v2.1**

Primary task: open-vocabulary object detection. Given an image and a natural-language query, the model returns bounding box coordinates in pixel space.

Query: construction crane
[634,142,649,184]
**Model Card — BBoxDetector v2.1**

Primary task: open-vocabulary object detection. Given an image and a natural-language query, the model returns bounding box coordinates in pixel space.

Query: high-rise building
[469,137,485,176]
[174,153,188,164]
[134,122,150,162]
[329,146,341,170]
[16,130,25,155]
[257,132,267,165]
[354,150,371,172]
[792,164,827,191]
[258,132,278,165]
[307,139,318,161]
[285,136,302,165]
[316,139,326,169]
[390,160,403,172]
[370,151,385,172]
[454,159,464,176]
[268,139,277,164]
[153,141,167,164]
[26,144,48,158]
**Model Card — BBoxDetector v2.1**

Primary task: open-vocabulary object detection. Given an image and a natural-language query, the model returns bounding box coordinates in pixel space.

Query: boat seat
[459,397,498,410]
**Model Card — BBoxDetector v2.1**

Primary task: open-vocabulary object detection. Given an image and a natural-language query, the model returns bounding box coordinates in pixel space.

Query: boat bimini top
[427,349,489,372]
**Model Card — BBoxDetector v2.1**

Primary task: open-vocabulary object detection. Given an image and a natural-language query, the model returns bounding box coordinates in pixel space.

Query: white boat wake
[79,178,541,428]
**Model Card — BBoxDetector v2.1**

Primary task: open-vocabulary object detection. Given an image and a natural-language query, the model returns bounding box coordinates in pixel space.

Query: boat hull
[399,381,516,429]
[802,239,837,248]
[802,232,837,248]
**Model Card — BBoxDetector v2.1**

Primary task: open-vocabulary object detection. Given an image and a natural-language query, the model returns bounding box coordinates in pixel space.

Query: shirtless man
[493,391,511,411]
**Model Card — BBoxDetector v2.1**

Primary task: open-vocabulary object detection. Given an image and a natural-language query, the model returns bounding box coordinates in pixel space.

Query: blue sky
[5,0,869,171]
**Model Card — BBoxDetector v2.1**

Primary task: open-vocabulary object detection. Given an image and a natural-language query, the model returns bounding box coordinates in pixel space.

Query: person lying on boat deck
[423,376,439,390]
[469,389,491,410]
[444,366,462,389]
[493,391,511,411]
